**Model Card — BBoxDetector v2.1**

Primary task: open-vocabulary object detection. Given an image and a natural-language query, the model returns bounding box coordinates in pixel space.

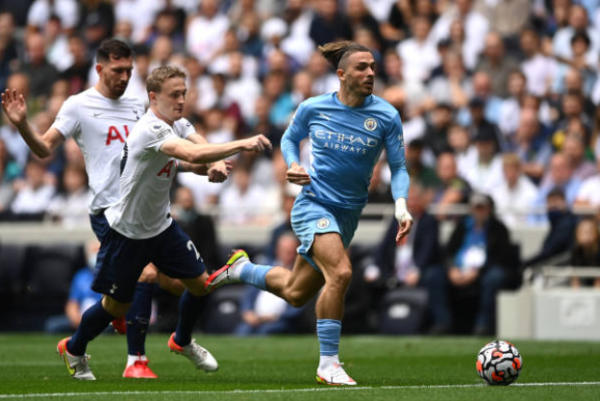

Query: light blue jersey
[281,92,409,210]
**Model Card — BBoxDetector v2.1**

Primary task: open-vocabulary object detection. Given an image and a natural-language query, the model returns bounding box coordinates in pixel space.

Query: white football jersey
[105,109,195,239]
[51,87,145,214]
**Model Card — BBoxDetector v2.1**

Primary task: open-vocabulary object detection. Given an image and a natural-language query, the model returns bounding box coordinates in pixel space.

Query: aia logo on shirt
[157,160,176,178]
[106,125,130,145]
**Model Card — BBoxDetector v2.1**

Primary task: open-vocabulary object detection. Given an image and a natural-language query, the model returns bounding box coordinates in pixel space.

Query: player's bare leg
[309,233,356,386]
[206,251,323,305]
[205,234,355,385]
[263,255,324,306]
[166,272,218,372]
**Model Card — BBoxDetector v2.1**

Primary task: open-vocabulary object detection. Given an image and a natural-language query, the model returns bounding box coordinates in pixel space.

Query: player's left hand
[394,198,413,244]
[395,218,413,244]
[286,162,311,185]
[207,160,232,183]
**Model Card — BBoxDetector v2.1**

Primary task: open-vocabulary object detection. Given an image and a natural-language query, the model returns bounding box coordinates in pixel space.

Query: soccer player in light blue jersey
[206,41,413,385]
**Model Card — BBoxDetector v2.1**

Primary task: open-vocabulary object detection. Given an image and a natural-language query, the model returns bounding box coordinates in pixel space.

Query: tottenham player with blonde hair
[2,39,230,380]
[205,41,412,385]
[49,64,271,380]
[1,39,224,379]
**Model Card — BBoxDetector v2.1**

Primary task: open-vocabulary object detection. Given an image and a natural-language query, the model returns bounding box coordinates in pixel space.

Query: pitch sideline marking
[0,381,599,399]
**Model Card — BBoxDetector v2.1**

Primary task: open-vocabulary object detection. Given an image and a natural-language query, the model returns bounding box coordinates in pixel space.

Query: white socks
[318,354,340,370]
[127,354,147,367]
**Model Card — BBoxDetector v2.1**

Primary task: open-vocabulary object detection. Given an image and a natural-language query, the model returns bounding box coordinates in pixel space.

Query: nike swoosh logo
[93,112,102,118]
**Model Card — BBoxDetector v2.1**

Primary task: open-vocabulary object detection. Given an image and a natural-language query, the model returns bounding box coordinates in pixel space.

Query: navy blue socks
[67,301,114,355]
[173,290,203,346]
[126,282,155,356]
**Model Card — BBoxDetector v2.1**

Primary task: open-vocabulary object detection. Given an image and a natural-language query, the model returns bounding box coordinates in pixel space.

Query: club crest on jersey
[316,217,330,229]
[364,118,377,131]
[151,123,169,138]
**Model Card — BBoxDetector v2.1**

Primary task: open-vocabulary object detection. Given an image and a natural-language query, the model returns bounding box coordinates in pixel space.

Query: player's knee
[101,296,130,317]
[326,266,353,290]
[287,290,310,307]
[138,264,158,283]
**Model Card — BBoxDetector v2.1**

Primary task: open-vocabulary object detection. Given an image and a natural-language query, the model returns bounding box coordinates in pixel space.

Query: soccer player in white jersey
[1,39,229,379]
[47,65,271,380]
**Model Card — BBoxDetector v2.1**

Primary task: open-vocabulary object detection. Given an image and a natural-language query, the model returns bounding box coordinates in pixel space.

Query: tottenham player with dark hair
[206,41,412,385]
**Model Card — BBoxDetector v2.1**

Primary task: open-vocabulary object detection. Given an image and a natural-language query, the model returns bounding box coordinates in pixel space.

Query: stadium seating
[201,284,246,334]
[378,288,428,335]
[0,243,84,331]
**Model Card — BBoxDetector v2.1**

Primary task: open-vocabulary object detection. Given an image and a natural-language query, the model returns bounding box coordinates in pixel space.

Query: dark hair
[547,187,565,200]
[132,44,150,57]
[318,40,372,69]
[408,138,425,149]
[96,38,133,63]
[571,30,591,47]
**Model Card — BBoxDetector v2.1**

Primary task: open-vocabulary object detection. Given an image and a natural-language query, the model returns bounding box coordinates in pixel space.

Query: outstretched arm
[1,89,64,158]
[180,132,232,182]
[160,134,272,164]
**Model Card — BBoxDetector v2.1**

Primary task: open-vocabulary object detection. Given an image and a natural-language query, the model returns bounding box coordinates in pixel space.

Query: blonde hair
[318,40,372,69]
[146,65,186,94]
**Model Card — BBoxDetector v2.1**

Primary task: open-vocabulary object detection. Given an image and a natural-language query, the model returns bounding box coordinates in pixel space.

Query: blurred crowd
[0,0,598,229]
[0,0,598,335]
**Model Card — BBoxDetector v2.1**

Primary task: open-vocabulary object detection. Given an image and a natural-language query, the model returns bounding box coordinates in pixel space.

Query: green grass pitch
[0,334,598,400]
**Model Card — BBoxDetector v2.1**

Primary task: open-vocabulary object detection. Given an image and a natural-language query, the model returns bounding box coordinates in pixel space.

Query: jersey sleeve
[176,118,196,139]
[145,123,178,152]
[384,112,409,200]
[281,101,311,167]
[51,97,81,139]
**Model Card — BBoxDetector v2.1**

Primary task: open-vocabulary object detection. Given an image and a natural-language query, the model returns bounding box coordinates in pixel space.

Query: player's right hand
[1,89,27,126]
[243,134,272,152]
[286,162,311,185]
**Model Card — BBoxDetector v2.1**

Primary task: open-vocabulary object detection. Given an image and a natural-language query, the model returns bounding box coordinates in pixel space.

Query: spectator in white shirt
[280,0,315,66]
[397,15,439,84]
[491,153,539,228]
[27,0,79,32]
[218,165,274,225]
[519,28,556,97]
[224,52,261,122]
[552,4,599,63]
[10,159,56,219]
[498,70,527,140]
[46,164,91,227]
[575,158,600,208]
[429,0,489,67]
[185,0,229,64]
[462,128,503,194]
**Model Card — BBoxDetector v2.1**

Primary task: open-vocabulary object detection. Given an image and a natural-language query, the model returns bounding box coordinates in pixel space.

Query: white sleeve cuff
[395,198,413,223]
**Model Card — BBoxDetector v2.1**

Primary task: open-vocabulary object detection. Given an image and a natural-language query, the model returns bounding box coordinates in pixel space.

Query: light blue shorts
[290,194,362,272]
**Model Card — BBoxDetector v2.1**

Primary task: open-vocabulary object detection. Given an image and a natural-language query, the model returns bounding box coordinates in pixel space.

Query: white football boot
[168,333,218,372]
[316,362,357,386]
[57,337,96,380]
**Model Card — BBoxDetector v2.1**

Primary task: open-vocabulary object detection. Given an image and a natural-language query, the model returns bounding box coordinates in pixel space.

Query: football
[476,340,523,385]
